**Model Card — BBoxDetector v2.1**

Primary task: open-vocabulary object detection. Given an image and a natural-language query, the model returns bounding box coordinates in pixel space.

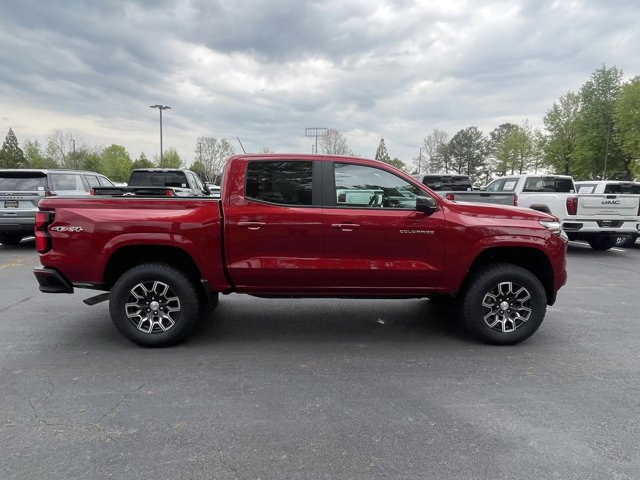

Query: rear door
[224,159,325,292]
[322,161,446,291]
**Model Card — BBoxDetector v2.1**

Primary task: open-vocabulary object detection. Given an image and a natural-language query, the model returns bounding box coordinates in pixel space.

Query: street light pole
[150,104,171,166]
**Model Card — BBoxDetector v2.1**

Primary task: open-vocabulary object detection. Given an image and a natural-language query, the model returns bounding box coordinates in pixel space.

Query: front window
[333,163,419,209]
[245,161,313,205]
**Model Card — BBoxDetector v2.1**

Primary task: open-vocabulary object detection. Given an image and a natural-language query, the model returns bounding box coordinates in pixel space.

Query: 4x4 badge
[50,226,83,232]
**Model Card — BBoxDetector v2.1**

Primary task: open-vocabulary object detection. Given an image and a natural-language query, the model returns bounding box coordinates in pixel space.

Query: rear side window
[245,161,313,205]
[0,173,46,191]
[49,173,87,192]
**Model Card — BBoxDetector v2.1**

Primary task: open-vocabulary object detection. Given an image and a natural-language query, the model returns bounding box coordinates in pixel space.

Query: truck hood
[446,201,554,221]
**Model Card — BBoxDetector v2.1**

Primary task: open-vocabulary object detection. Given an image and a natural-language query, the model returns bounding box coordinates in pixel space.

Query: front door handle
[238,221,266,230]
[331,223,360,231]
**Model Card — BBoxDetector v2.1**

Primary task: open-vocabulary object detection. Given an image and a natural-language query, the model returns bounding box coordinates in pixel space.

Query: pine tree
[375,138,391,163]
[0,128,26,168]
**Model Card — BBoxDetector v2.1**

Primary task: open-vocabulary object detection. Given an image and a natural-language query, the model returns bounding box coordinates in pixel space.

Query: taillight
[35,211,54,253]
[514,194,518,206]
[164,189,175,196]
[566,196,578,215]
[45,190,57,197]
[90,188,95,195]
[445,193,455,201]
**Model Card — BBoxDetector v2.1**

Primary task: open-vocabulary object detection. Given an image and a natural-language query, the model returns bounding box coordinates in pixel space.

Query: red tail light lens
[45,190,57,197]
[90,188,95,195]
[35,211,54,253]
[514,194,518,206]
[566,196,578,215]
[164,189,175,196]
[445,193,455,201]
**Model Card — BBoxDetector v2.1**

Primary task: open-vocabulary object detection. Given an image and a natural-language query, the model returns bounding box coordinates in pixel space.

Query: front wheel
[109,263,201,347]
[462,264,547,345]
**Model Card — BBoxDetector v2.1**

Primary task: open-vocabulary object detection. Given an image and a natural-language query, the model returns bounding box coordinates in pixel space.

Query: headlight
[539,220,568,242]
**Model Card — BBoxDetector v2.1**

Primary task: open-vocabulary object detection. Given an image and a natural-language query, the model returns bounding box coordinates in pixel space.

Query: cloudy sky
[1,0,639,166]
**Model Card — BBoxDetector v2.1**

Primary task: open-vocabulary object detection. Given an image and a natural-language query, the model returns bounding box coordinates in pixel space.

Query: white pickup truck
[575,180,640,247]
[413,173,516,206]
[485,174,640,250]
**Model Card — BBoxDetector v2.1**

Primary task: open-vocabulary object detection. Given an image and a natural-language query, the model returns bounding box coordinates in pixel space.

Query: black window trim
[243,159,322,208]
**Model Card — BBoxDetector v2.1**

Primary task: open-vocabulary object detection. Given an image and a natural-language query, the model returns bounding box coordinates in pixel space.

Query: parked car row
[0,169,114,245]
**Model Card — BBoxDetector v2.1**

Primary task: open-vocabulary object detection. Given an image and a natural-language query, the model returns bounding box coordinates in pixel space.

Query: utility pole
[419,147,426,173]
[150,104,171,166]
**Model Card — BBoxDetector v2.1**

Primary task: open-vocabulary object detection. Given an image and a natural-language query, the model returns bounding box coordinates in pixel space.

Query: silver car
[0,169,114,245]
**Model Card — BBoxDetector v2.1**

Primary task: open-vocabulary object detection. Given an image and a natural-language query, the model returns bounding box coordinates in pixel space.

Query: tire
[587,236,617,251]
[109,262,201,347]
[615,234,638,248]
[0,233,23,245]
[462,263,547,345]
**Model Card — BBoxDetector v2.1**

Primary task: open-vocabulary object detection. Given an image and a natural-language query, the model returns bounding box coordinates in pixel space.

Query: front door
[322,162,446,292]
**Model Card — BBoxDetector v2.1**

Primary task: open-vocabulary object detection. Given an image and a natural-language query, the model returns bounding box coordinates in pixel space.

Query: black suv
[0,169,113,245]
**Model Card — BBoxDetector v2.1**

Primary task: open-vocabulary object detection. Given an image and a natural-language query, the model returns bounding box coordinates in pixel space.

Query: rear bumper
[33,268,74,294]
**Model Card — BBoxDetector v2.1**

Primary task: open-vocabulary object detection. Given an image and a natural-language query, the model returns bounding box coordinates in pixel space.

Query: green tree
[23,139,56,168]
[489,123,518,176]
[387,158,406,171]
[100,144,133,182]
[543,91,580,175]
[131,152,156,169]
[0,128,26,168]
[160,147,183,169]
[374,138,391,163]
[81,152,103,173]
[613,76,640,179]
[447,127,488,183]
[189,160,208,183]
[573,65,624,179]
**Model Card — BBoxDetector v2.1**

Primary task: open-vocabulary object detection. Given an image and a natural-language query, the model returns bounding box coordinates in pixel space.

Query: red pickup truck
[33,154,568,347]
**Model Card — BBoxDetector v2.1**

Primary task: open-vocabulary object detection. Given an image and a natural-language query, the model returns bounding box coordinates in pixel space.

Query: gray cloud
[1,0,639,163]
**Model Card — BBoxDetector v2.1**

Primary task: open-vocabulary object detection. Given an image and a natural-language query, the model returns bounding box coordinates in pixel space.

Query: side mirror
[416,196,438,214]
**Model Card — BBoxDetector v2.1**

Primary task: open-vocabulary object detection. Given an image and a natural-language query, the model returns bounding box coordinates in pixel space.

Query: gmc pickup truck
[33,154,568,347]
[485,174,640,250]
[413,173,516,206]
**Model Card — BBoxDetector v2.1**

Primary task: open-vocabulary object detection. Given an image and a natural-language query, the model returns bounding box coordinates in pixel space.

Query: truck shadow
[191,296,473,347]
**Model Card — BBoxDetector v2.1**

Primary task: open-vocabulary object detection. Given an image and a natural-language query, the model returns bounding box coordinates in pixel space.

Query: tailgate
[577,194,640,217]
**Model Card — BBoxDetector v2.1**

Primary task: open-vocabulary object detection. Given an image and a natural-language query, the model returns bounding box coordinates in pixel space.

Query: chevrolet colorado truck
[485,174,640,250]
[33,154,568,347]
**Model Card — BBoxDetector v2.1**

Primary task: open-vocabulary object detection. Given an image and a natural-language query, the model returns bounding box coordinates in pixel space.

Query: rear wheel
[109,262,201,347]
[462,263,547,345]
[0,233,23,245]
[587,236,617,251]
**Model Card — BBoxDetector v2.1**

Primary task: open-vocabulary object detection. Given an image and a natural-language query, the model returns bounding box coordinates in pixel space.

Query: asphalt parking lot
[1,240,639,480]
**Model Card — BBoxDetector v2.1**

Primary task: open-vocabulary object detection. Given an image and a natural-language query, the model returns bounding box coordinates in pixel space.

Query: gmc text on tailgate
[34,154,568,347]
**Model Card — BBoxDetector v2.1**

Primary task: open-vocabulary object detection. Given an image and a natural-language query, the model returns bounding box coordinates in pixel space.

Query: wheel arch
[104,245,203,291]
[463,247,556,305]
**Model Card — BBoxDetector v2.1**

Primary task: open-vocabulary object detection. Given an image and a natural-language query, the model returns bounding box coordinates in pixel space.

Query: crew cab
[485,174,640,250]
[33,154,568,347]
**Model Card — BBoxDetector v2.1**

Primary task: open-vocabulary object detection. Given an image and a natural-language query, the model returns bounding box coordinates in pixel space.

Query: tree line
[1,65,638,185]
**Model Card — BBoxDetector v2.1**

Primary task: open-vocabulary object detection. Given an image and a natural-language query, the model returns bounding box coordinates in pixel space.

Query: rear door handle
[238,221,266,230]
[331,223,360,231]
